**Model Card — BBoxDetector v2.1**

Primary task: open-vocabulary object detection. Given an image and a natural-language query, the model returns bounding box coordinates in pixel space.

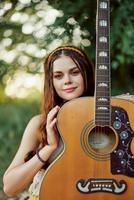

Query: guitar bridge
[76,178,127,194]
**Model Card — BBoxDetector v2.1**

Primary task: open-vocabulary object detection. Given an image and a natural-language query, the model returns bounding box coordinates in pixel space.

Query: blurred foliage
[0,98,39,199]
[0,0,133,92]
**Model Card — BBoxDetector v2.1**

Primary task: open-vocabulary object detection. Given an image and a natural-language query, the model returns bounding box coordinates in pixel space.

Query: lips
[63,87,77,93]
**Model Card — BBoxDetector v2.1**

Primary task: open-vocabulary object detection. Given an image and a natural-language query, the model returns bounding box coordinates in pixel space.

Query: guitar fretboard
[95,0,111,126]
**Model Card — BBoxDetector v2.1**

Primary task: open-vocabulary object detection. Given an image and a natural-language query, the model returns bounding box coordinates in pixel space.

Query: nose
[64,74,72,85]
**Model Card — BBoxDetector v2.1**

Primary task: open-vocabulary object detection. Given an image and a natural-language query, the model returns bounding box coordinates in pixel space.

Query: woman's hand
[46,105,60,150]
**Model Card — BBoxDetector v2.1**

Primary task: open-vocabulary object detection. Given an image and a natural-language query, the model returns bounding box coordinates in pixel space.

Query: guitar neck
[95,0,111,126]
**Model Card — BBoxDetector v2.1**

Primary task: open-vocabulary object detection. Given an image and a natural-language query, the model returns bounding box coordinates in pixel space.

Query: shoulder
[29,114,44,128]
[23,114,44,141]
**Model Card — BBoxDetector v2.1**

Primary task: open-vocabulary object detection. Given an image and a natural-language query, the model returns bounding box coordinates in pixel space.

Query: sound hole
[88,126,117,155]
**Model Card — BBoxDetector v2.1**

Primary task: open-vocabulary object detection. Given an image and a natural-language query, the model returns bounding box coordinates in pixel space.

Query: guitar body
[40,97,134,200]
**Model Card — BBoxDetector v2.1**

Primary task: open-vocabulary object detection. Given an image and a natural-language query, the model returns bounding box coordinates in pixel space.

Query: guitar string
[97,0,110,177]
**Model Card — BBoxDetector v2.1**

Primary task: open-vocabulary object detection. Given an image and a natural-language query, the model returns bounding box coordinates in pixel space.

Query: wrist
[45,144,57,153]
[37,145,57,163]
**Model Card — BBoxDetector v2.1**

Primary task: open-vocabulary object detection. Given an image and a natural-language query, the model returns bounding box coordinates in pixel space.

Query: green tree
[0,0,134,93]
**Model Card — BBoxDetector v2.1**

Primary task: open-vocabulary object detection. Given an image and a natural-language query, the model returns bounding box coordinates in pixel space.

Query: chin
[63,94,80,101]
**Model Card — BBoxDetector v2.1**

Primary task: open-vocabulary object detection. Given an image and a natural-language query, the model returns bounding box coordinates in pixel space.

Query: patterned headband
[47,46,85,64]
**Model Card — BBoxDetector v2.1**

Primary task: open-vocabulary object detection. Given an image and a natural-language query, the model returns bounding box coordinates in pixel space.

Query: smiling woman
[2,45,134,200]
[53,56,84,101]
[3,46,94,200]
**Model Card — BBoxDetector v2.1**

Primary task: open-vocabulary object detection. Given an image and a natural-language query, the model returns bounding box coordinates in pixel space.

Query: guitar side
[39,97,134,200]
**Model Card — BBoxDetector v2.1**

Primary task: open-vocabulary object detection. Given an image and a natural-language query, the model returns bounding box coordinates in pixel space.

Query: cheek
[78,75,84,89]
[53,80,61,93]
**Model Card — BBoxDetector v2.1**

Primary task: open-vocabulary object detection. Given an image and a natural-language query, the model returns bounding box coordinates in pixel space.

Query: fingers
[49,118,57,129]
[46,106,60,148]
[46,106,60,131]
[47,106,60,123]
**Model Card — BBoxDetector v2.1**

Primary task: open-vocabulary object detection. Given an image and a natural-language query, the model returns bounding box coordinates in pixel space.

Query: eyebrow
[53,67,79,74]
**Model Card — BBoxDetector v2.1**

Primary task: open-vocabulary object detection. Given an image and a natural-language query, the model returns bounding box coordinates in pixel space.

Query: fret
[97,57,109,64]
[96,95,110,98]
[98,44,109,50]
[96,89,110,92]
[96,90,110,94]
[96,102,110,106]
[96,71,109,74]
[97,72,109,76]
[95,119,110,122]
[97,79,110,82]
[97,48,109,51]
[95,114,110,117]
[96,102,110,105]
[97,49,109,52]
[95,117,111,120]
[95,93,110,97]
[95,112,110,115]
[96,122,111,125]
[98,28,109,33]
[96,123,110,126]
[96,100,110,104]
[97,48,109,52]
[95,0,110,126]
[98,12,108,19]
[97,80,110,83]
[96,109,110,112]
[98,29,109,35]
[95,111,110,114]
[96,119,110,121]
[97,74,109,77]
[97,72,109,75]
[96,75,110,78]
[96,120,111,123]
[97,80,110,84]
[97,62,110,65]
[97,73,109,76]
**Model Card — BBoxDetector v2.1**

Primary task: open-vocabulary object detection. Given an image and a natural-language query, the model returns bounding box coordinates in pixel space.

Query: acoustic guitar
[39,0,134,199]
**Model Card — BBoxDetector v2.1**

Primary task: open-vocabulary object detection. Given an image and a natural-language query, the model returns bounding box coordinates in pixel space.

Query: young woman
[3,46,134,200]
[3,46,95,200]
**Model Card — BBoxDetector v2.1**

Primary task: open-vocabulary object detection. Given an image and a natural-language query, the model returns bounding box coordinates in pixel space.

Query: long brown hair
[40,46,94,142]
[25,46,94,162]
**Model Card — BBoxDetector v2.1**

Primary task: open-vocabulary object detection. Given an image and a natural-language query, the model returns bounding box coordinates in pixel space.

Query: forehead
[53,56,77,72]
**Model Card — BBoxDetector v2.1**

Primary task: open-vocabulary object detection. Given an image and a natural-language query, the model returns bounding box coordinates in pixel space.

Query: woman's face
[52,56,84,101]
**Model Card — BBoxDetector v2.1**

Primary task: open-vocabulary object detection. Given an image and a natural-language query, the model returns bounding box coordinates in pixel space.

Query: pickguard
[111,106,134,176]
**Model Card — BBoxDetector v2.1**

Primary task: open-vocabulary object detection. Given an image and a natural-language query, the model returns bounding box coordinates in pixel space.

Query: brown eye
[71,69,80,75]
[53,74,63,79]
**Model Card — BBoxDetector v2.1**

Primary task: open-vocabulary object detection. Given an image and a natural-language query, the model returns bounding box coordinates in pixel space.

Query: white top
[29,169,45,196]
[28,139,64,196]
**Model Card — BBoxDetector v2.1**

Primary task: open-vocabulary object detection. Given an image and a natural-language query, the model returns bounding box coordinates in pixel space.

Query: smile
[63,87,77,93]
